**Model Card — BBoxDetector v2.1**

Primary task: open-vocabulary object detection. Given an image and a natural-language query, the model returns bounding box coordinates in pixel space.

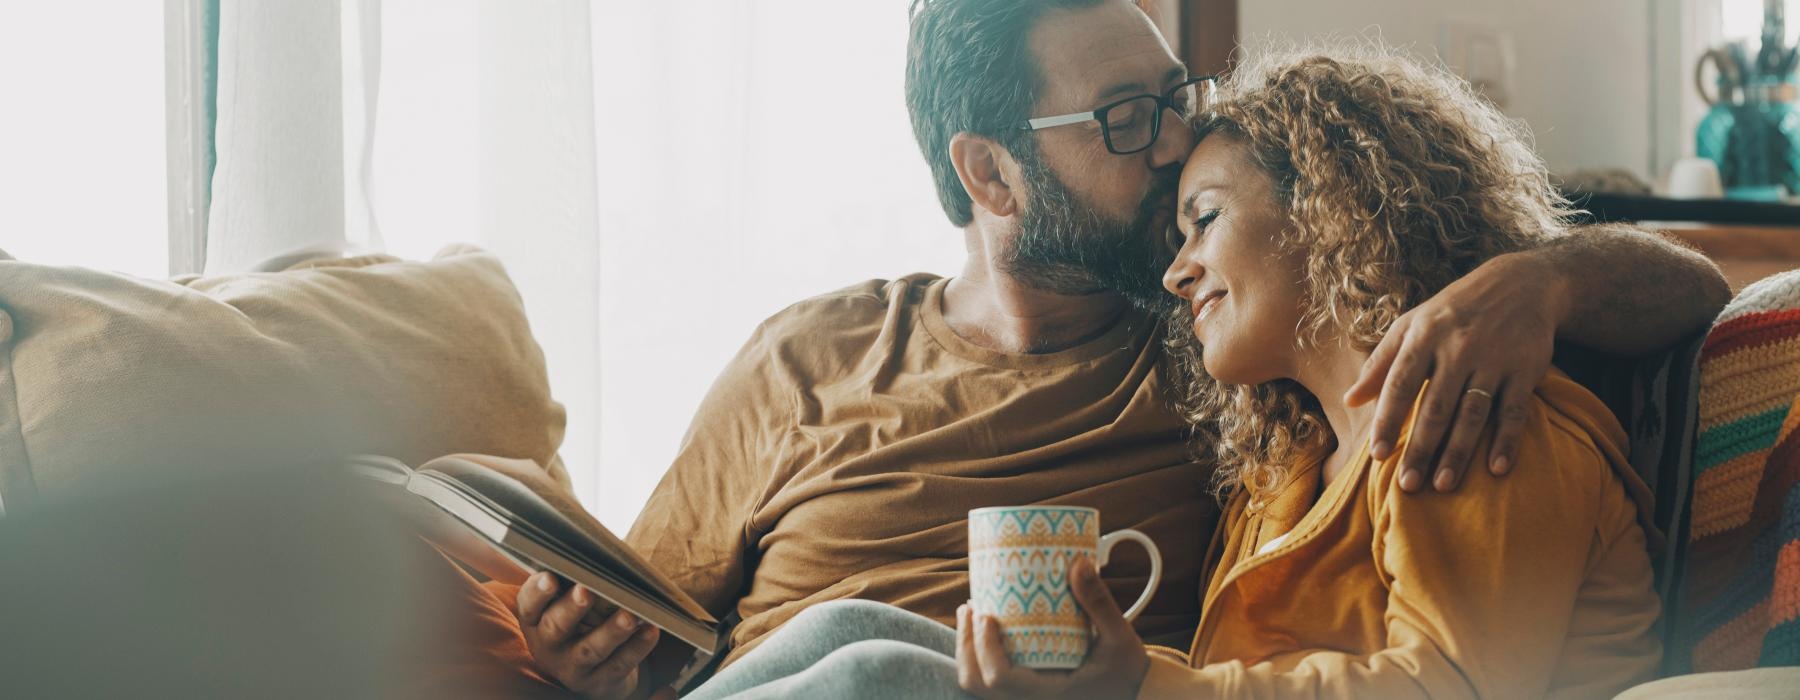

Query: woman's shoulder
[1356,370,1662,609]
[1528,370,1630,467]
[1364,370,1641,514]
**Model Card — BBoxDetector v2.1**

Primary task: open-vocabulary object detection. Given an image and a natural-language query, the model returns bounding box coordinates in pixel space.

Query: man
[505,1,1729,697]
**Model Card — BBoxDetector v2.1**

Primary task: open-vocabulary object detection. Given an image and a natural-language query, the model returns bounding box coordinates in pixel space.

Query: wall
[1146,0,1182,51]
[1239,0,1655,180]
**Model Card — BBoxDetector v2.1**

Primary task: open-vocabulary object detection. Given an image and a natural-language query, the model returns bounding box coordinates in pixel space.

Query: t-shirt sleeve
[1138,396,1655,699]
[624,319,792,619]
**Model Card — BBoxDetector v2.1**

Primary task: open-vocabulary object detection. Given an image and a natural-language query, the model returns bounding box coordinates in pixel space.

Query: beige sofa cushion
[0,245,569,514]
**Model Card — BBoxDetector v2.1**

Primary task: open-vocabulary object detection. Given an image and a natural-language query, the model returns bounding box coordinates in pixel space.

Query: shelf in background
[1561,191,1800,292]
[1644,222,1800,292]
[1567,192,1800,227]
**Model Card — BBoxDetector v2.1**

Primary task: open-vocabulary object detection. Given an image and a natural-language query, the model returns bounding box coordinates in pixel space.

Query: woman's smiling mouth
[1193,290,1226,325]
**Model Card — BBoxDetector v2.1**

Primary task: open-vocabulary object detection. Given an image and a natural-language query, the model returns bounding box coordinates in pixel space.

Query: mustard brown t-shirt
[624,274,1217,667]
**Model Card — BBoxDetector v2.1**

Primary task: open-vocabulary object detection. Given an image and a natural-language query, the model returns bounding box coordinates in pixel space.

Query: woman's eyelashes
[1192,209,1222,236]
[1171,209,1223,253]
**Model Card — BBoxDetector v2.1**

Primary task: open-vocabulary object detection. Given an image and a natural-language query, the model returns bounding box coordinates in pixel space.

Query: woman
[954,45,1665,698]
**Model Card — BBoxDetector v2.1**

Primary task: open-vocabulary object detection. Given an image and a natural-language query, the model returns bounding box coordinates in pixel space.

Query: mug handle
[1695,48,1726,106]
[1096,529,1162,621]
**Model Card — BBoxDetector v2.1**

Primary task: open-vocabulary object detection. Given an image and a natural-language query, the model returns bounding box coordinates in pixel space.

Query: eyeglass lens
[1102,80,1213,154]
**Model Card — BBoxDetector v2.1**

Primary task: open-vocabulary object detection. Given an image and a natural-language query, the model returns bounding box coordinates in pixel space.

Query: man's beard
[1004,149,1183,312]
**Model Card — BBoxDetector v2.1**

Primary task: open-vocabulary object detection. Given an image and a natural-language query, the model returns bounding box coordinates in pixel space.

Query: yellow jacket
[1140,371,1662,699]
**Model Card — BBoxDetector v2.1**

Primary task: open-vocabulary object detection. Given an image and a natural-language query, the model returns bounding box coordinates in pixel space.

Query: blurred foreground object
[0,465,568,699]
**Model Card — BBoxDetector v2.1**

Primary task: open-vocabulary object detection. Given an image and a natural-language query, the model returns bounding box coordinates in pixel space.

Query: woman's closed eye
[1169,209,1222,252]
[1192,209,1221,237]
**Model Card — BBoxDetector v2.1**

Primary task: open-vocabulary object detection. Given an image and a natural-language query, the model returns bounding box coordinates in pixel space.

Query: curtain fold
[205,0,382,273]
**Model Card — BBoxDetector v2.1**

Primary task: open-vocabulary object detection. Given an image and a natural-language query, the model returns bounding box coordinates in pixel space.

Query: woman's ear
[949,133,1020,218]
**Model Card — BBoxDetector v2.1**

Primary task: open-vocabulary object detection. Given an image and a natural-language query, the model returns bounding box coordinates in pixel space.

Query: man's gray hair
[905,0,1109,227]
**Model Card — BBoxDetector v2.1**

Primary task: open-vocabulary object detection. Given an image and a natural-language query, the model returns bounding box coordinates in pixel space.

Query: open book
[348,455,726,691]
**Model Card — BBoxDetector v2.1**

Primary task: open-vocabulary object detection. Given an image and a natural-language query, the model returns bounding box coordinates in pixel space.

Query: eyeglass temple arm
[1022,112,1096,131]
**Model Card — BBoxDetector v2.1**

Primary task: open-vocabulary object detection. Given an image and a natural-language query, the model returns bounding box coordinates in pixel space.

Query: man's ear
[949,133,1021,218]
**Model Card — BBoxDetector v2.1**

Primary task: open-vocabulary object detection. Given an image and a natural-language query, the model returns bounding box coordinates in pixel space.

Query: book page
[418,456,714,624]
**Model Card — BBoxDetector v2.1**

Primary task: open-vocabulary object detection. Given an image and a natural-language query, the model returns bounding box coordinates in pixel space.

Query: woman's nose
[1162,247,1201,300]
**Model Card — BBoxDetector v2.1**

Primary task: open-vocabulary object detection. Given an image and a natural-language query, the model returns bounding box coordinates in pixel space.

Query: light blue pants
[683,599,975,700]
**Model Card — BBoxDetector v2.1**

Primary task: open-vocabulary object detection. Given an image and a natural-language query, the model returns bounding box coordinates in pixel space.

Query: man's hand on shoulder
[1344,251,1562,493]
[516,571,674,700]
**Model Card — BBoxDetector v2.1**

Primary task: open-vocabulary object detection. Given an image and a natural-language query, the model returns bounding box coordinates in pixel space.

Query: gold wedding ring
[1465,388,1495,401]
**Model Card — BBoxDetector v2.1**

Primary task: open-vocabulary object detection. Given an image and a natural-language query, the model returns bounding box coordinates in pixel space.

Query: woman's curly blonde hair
[1163,42,1576,501]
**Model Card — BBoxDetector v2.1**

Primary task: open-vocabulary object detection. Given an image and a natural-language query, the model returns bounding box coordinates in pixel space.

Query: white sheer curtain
[375,0,602,505]
[206,0,603,502]
[202,1,962,528]
[590,3,963,530]
[206,0,384,273]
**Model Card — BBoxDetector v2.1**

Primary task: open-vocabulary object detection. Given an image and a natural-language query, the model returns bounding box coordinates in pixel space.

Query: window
[0,2,168,276]
[374,2,965,527]
[6,2,965,530]
[589,3,965,529]
[1721,0,1799,45]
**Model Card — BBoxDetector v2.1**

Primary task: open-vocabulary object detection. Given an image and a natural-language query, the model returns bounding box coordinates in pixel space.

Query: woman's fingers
[957,605,1023,698]
[1069,556,1146,685]
[973,612,1015,690]
[955,604,985,693]
[1068,558,1131,641]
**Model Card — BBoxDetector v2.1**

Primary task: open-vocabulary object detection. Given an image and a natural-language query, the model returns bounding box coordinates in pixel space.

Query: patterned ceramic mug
[967,505,1163,669]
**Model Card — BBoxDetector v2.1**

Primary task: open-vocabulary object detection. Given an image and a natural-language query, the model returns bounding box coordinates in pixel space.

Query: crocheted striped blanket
[1680,269,1800,672]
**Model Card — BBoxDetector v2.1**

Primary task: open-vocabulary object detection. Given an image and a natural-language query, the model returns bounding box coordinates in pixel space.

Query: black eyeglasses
[1020,75,1218,155]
